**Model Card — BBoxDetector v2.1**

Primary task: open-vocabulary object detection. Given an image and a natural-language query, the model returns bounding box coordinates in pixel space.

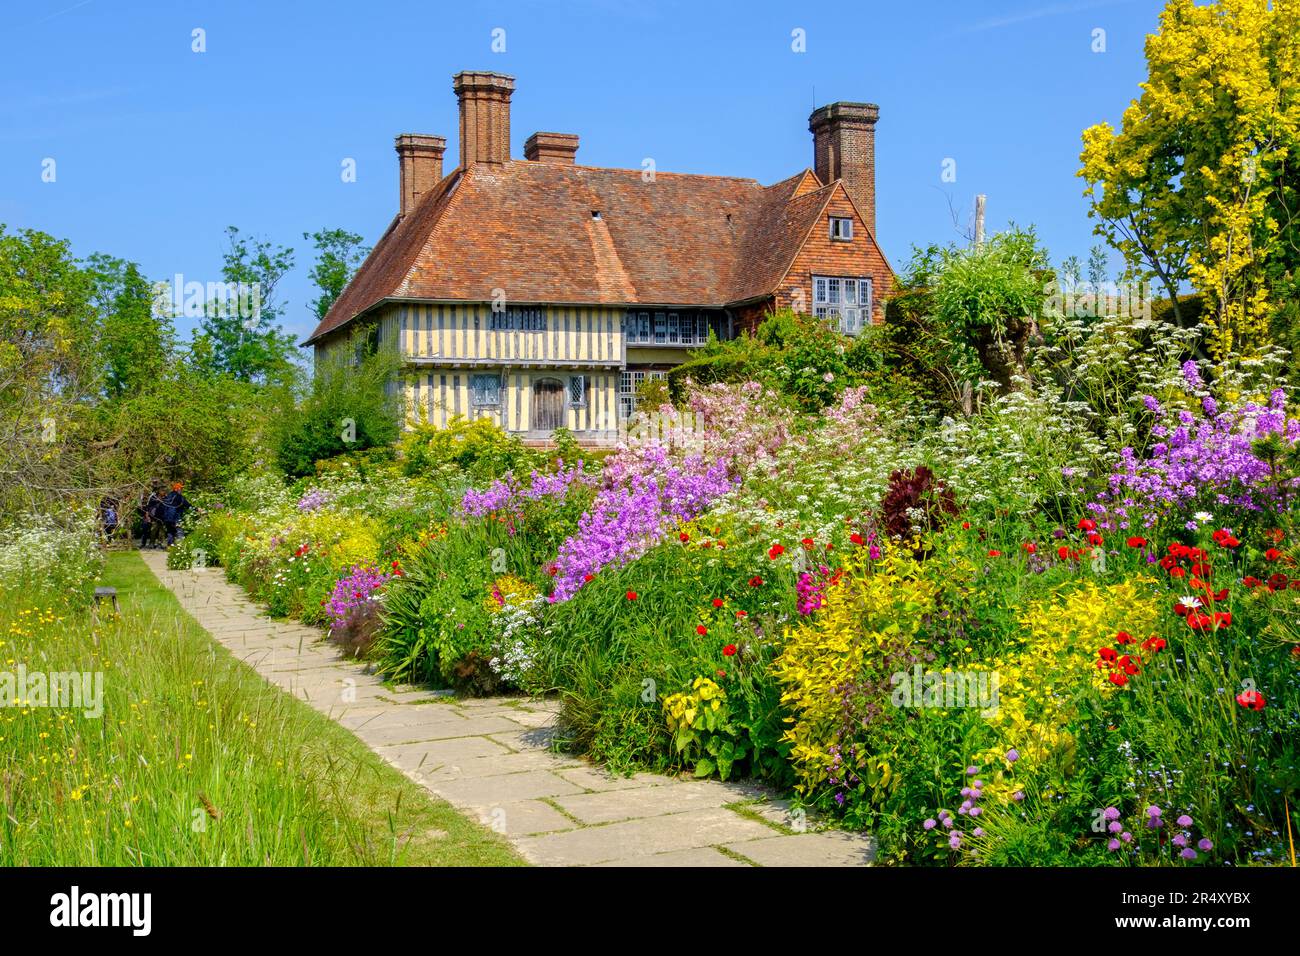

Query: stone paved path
[141,551,876,867]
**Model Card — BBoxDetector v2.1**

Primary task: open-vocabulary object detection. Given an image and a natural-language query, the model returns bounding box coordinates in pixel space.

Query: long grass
[0,551,523,866]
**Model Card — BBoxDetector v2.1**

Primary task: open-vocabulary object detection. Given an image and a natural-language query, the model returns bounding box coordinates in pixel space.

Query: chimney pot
[524,131,579,164]
[394,134,446,217]
[809,101,880,236]
[452,71,515,167]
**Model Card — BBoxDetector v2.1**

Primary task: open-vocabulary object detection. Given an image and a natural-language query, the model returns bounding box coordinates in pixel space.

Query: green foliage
[194,226,299,385]
[273,350,400,478]
[304,228,370,322]
[85,255,173,398]
[399,414,535,484]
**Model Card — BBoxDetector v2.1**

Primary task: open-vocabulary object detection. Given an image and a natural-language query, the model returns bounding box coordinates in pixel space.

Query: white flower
[1194,511,1213,523]
[1178,595,1203,609]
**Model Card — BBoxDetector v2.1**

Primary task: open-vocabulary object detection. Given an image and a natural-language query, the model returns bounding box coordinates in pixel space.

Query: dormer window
[829,216,853,241]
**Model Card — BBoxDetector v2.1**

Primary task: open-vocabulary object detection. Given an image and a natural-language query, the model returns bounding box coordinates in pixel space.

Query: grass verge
[0,551,523,866]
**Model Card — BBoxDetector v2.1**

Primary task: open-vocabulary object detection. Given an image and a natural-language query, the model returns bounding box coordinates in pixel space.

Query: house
[303,71,893,442]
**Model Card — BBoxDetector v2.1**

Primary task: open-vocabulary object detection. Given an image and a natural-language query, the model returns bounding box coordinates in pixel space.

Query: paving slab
[723,831,878,867]
[514,807,775,866]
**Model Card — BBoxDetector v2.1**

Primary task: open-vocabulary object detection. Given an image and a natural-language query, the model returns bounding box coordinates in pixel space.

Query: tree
[85,255,173,398]
[304,228,370,321]
[1080,0,1300,359]
[0,226,101,519]
[197,226,299,384]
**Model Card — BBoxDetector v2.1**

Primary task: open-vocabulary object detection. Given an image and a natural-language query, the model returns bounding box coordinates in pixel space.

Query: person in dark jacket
[161,481,191,546]
[139,485,165,549]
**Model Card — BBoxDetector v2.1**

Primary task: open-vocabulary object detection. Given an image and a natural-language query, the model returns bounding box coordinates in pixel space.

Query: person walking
[98,496,119,546]
[161,481,191,547]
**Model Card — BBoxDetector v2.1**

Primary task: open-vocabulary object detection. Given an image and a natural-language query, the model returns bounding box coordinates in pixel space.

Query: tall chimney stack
[394,134,446,217]
[809,102,880,236]
[452,71,515,168]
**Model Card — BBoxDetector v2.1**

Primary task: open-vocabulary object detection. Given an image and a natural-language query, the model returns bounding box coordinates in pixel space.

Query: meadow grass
[0,551,523,866]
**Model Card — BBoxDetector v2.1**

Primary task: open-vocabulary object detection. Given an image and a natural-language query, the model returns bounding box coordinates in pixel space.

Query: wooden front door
[531,378,565,432]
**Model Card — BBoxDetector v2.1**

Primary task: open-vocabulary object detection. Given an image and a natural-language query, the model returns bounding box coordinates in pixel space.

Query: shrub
[273,350,400,478]
[399,415,534,484]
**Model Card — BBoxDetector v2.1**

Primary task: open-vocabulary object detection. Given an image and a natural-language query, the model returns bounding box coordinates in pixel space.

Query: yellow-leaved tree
[1079,0,1300,361]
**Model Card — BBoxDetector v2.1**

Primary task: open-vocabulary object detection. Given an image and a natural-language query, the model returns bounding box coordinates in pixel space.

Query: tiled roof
[306,160,859,344]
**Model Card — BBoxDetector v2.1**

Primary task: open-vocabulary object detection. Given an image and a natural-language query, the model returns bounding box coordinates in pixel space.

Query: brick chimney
[524,132,579,164]
[452,71,515,167]
[809,101,880,236]
[394,134,446,217]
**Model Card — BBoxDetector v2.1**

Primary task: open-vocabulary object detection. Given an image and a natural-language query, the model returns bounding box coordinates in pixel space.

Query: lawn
[0,551,523,867]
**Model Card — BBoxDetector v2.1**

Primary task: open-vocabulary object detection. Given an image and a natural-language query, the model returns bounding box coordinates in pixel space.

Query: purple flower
[948,833,962,849]
[1107,838,1121,851]
[1005,748,1019,763]
[923,818,937,830]
[1198,838,1213,852]
[1176,814,1193,827]
[1012,790,1025,802]
[965,765,979,775]
[1180,848,1198,860]
[1147,805,1162,817]
[1103,806,1120,821]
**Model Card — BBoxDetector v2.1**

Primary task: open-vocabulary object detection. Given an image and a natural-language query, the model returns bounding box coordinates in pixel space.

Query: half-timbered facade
[304,71,893,443]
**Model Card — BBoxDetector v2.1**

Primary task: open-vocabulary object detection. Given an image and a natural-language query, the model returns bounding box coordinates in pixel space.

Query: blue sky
[1,0,1162,347]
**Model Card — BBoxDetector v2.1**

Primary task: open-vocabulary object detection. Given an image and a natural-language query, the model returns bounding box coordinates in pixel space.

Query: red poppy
[1108,672,1129,687]
[1191,561,1211,577]
[712,598,724,608]
[768,544,785,560]
[583,574,594,582]
[1159,555,1177,570]
[679,532,690,543]
[1142,636,1166,653]
[801,537,815,550]
[1115,631,1134,645]
[626,590,638,601]
[1213,611,1232,628]
[849,532,865,546]
[722,644,737,657]
[1291,645,1300,660]
[748,575,763,587]
[1243,576,1262,588]
[1078,518,1097,532]
[961,521,971,530]
[988,549,1002,557]
[1169,567,1186,578]
[1187,613,1214,631]
[1087,532,1104,546]
[1022,542,1037,554]
[1126,536,1147,548]
[1265,548,1282,561]
[736,610,748,618]
[696,625,708,636]
[1173,602,1191,616]
[1268,573,1290,591]
[1058,545,1071,561]
[1236,689,1266,711]
[1118,655,1141,676]
[1098,647,1118,663]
